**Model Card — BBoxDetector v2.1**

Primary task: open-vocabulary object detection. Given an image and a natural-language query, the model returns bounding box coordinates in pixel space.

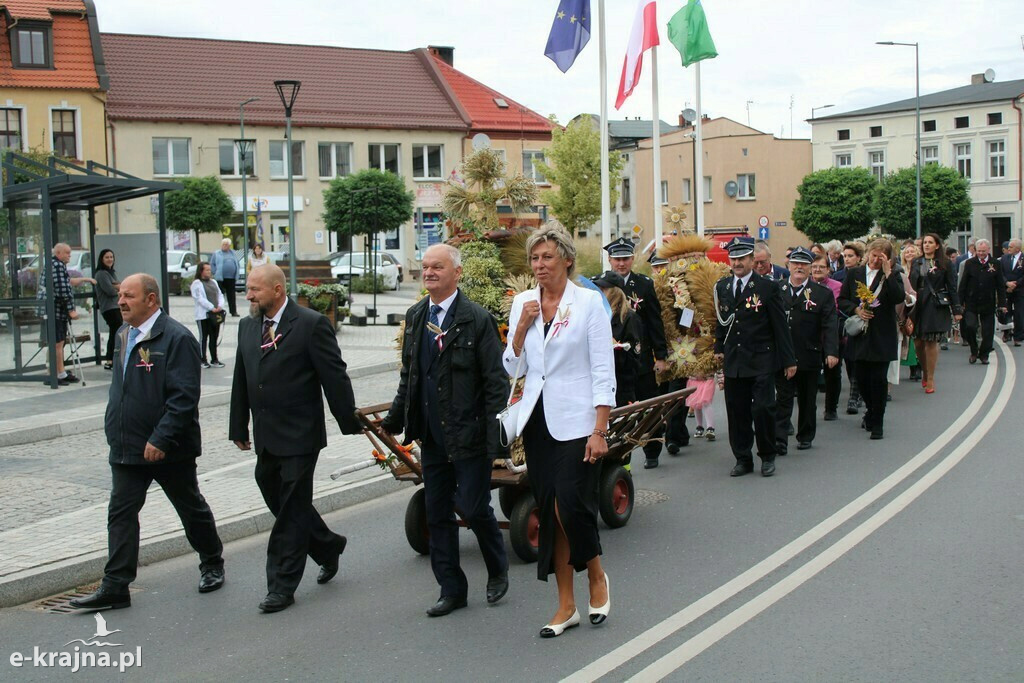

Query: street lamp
[810,104,834,120]
[877,40,921,239]
[274,79,301,298]
[237,97,259,274]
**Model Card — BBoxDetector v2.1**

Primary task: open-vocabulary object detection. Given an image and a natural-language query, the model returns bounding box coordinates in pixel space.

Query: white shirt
[264,297,288,337]
[787,278,807,296]
[733,273,752,296]
[428,290,458,328]
[132,308,161,342]
[1012,253,1021,269]
[865,267,878,284]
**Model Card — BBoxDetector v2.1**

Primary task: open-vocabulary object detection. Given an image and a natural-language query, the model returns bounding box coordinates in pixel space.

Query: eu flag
[544,0,591,73]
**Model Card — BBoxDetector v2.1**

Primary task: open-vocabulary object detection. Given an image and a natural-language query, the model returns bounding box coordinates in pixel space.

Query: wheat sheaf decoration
[662,205,687,233]
[653,234,730,384]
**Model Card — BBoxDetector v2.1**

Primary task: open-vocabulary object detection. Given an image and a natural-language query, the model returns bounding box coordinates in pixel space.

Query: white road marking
[564,347,1003,683]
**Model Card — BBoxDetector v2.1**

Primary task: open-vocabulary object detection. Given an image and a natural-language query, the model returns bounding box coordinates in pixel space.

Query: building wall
[634,121,812,259]
[811,99,1023,248]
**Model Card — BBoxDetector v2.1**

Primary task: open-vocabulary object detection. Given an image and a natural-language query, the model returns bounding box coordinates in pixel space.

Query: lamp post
[810,104,834,120]
[877,41,921,239]
[274,79,301,298]
[237,97,259,275]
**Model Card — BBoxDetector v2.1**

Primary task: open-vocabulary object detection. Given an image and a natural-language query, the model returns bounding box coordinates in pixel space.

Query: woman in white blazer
[190,261,226,368]
[504,224,616,638]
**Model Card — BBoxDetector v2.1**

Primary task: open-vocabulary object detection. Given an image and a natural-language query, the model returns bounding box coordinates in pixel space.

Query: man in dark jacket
[999,238,1024,346]
[958,239,1007,364]
[381,244,509,617]
[715,237,797,477]
[774,248,838,455]
[71,274,224,611]
[230,265,361,613]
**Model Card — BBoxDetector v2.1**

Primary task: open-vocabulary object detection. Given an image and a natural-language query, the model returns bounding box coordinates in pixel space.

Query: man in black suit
[381,244,509,617]
[774,248,838,455]
[958,239,1007,364]
[753,241,790,282]
[838,239,905,440]
[606,237,681,468]
[714,237,797,477]
[71,274,224,611]
[230,265,361,613]
[999,238,1024,346]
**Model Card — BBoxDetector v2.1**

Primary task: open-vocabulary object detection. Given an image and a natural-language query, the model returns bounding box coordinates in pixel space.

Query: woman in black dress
[592,270,642,406]
[910,233,962,394]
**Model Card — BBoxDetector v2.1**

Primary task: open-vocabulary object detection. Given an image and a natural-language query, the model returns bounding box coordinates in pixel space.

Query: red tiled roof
[0,4,101,89]
[101,33,473,131]
[2,0,85,20]
[431,56,554,136]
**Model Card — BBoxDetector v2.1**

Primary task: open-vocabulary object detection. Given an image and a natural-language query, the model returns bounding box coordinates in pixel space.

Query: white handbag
[497,352,525,448]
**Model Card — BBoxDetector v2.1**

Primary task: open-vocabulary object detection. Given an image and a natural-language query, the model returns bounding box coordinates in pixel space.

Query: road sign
[758,215,769,228]
[16,237,27,254]
[774,221,787,227]
[758,227,770,240]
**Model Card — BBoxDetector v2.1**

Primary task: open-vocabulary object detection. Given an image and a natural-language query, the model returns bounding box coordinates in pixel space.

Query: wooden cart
[356,387,692,563]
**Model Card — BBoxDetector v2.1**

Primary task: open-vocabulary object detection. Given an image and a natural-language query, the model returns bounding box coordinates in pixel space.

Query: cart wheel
[404,488,430,556]
[498,486,522,519]
[599,464,634,529]
[509,492,540,563]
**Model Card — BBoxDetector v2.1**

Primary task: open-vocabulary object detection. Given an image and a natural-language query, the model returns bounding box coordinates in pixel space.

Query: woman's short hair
[525,221,577,278]
[843,241,865,258]
[867,238,893,259]
[603,285,630,322]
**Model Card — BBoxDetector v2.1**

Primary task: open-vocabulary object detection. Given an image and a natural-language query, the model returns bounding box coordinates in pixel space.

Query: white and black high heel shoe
[540,609,580,638]
[589,573,610,625]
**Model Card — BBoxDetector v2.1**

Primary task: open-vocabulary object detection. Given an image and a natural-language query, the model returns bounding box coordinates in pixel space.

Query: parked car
[233,250,287,291]
[16,250,92,291]
[328,250,403,283]
[167,250,199,279]
[329,252,400,290]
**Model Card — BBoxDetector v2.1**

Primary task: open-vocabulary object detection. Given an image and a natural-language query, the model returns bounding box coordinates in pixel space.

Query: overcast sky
[95,0,1024,137]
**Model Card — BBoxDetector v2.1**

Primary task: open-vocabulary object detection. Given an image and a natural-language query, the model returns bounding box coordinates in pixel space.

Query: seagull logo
[64,613,124,647]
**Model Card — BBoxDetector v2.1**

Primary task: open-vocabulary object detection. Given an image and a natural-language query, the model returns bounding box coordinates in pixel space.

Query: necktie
[428,304,442,344]
[123,327,140,374]
[734,278,743,299]
[262,318,275,351]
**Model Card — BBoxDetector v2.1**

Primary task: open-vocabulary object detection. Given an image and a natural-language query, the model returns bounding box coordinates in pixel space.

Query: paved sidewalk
[0,282,420,607]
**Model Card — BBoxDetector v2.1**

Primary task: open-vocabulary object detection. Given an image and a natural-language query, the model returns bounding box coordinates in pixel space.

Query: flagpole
[694,61,705,237]
[599,0,611,270]
[652,45,663,245]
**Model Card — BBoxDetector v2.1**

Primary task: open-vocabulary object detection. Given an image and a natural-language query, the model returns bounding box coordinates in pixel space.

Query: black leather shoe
[797,441,812,450]
[730,463,754,477]
[486,573,509,605]
[775,445,787,456]
[980,357,990,365]
[426,595,467,617]
[666,442,680,455]
[824,411,838,421]
[969,355,977,364]
[317,536,348,584]
[870,429,884,440]
[258,592,294,613]
[69,587,130,611]
[643,458,659,469]
[198,567,225,593]
[761,461,776,477]
[786,424,795,436]
[846,398,858,415]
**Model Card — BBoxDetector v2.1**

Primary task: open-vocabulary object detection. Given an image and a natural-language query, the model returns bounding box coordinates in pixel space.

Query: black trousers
[420,438,507,599]
[724,372,777,465]
[255,450,344,595]
[218,279,237,315]
[101,308,123,362]
[637,373,689,459]
[104,461,223,591]
[775,368,819,452]
[823,360,842,413]
[962,310,995,359]
[855,361,890,433]
[1008,292,1024,342]
[197,318,220,363]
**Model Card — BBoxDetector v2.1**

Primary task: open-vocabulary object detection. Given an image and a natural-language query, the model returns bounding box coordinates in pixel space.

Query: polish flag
[615,0,660,109]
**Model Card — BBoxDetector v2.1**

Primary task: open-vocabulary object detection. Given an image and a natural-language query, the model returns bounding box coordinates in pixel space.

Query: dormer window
[11,23,53,68]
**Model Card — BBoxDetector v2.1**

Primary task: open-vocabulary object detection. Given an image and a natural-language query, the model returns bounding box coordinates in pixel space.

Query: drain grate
[36,583,103,613]
[635,489,670,507]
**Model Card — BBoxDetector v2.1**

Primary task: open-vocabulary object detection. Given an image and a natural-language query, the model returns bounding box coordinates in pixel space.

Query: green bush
[459,240,506,317]
[180,275,195,296]
[349,274,385,293]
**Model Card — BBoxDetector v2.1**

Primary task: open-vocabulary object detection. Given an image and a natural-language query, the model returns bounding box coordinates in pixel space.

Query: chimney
[428,45,454,67]
[971,73,985,85]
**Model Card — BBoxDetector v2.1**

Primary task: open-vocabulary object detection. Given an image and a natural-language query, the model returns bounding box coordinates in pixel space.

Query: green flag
[667,0,718,67]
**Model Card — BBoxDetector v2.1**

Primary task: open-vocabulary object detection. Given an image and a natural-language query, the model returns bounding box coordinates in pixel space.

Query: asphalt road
[2,341,1022,682]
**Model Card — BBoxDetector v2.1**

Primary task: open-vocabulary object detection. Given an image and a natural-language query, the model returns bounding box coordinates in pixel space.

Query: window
[954,116,969,129]
[682,178,691,203]
[621,178,630,209]
[318,142,352,179]
[988,140,1005,179]
[834,153,852,168]
[12,25,51,68]
[988,112,1002,126]
[921,145,939,165]
[269,140,305,179]
[837,129,850,141]
[523,151,546,183]
[737,173,756,199]
[218,139,255,176]
[412,144,443,179]
[923,120,937,132]
[869,126,882,138]
[51,109,77,158]
[660,180,669,205]
[954,142,971,179]
[152,138,190,176]
[703,176,712,202]
[369,143,400,174]
[1,108,23,150]
[869,150,885,182]
[742,148,748,156]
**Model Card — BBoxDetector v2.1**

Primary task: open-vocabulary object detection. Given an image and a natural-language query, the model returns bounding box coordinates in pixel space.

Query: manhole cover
[635,489,670,506]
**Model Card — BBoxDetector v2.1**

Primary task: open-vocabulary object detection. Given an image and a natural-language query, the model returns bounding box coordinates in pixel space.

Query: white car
[330,253,400,290]
[166,250,199,280]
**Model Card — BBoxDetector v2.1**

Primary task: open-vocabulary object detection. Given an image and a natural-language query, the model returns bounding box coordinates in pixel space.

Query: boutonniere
[426,321,449,350]
[550,306,571,338]
[745,294,762,311]
[627,292,643,311]
[135,347,154,373]
[803,289,817,310]
[260,333,283,351]
[988,264,997,273]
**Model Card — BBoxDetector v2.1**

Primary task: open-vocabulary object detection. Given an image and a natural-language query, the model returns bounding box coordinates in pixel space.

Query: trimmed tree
[164,176,234,252]
[536,119,623,236]
[791,167,877,244]
[874,164,972,240]
[322,168,414,242]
